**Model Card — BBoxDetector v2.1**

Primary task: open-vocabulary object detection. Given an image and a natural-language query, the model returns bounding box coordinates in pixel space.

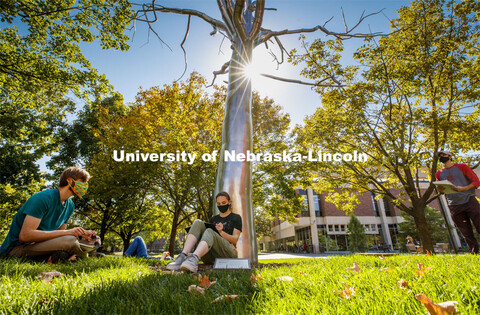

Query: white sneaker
[165,252,188,271]
[180,253,199,273]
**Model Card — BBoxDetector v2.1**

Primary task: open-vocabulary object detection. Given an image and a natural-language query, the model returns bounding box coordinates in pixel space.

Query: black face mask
[218,204,230,213]
[439,156,450,163]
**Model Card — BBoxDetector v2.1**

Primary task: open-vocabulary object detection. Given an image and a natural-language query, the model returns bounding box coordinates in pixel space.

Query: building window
[371,224,376,231]
[298,189,309,217]
[388,224,400,249]
[364,224,370,232]
[341,225,345,232]
[313,193,322,217]
[328,225,333,232]
[335,225,339,232]
[383,199,392,216]
[371,192,380,216]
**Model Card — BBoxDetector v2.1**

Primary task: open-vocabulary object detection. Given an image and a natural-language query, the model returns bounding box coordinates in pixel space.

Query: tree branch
[176,15,191,82]
[207,61,230,87]
[260,9,384,43]
[249,0,265,40]
[233,0,248,42]
[134,2,228,34]
[260,73,343,87]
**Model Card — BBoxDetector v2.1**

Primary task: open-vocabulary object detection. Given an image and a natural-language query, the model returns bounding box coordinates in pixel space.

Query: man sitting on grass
[0,167,96,262]
[166,191,242,273]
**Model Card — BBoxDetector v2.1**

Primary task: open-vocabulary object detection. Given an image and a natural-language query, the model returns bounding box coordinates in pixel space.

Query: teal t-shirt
[0,189,74,255]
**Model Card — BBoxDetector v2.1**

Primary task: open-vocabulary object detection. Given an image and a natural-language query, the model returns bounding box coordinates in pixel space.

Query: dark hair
[215,191,231,201]
[59,167,90,187]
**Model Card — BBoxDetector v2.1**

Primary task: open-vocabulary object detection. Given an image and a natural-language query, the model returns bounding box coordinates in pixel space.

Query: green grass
[1,254,479,314]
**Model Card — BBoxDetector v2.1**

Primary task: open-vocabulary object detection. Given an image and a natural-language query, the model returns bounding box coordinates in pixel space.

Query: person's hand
[82,230,97,241]
[452,186,466,192]
[215,223,224,233]
[68,227,86,237]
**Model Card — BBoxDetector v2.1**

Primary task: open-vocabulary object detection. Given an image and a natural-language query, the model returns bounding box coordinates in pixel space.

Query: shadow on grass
[0,256,166,279]
[44,269,257,314]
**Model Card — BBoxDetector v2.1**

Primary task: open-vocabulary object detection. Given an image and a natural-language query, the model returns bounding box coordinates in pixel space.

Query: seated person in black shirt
[166,191,242,273]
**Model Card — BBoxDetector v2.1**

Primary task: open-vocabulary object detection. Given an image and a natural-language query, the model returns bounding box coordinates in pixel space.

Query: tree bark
[168,208,180,255]
[412,203,434,253]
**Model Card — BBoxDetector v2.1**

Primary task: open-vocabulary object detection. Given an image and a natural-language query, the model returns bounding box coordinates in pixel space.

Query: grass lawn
[1,254,479,314]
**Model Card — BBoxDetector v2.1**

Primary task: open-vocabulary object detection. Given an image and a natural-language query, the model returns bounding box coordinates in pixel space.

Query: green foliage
[291,0,480,252]
[347,214,368,253]
[398,206,449,245]
[1,255,480,313]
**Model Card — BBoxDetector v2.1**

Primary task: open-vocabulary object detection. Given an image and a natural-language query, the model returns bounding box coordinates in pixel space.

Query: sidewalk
[258,252,331,260]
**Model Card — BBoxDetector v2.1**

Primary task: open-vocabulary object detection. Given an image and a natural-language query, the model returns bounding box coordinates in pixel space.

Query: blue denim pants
[124,236,150,258]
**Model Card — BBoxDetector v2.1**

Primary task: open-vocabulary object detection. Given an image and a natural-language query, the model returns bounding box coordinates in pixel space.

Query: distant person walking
[435,150,480,254]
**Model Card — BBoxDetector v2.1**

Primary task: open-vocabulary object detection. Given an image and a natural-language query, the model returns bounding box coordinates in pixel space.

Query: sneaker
[180,253,199,273]
[166,252,188,271]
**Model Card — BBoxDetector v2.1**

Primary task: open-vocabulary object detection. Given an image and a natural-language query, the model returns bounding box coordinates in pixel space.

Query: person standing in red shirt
[435,150,480,254]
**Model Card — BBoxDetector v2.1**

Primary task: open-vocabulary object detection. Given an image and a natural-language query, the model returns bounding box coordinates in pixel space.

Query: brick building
[259,171,480,253]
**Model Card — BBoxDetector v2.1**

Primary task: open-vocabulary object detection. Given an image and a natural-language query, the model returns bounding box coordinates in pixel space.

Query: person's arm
[19,215,92,243]
[217,226,241,246]
[453,164,480,192]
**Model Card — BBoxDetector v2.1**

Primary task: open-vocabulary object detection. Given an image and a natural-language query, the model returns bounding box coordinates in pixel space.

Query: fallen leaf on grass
[147,264,163,272]
[379,254,386,260]
[36,271,65,282]
[275,276,293,282]
[188,285,205,295]
[397,279,410,290]
[67,255,77,261]
[193,274,216,289]
[347,262,361,273]
[379,267,394,273]
[39,297,58,305]
[296,271,307,275]
[415,293,458,315]
[46,256,52,265]
[250,273,262,285]
[335,285,356,299]
[426,250,432,256]
[211,295,246,304]
[417,263,433,276]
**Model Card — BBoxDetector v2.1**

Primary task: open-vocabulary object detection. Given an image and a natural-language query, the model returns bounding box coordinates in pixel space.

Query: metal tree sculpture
[135,0,380,264]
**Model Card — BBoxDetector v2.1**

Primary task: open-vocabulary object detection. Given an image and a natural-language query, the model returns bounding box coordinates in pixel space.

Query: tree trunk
[213,38,258,265]
[98,209,109,252]
[412,204,434,253]
[168,209,180,255]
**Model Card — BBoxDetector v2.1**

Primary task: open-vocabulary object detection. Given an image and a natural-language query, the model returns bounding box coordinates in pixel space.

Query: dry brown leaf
[148,264,163,272]
[188,285,205,295]
[417,263,433,276]
[67,255,77,261]
[397,279,409,290]
[296,271,307,275]
[194,274,216,289]
[379,254,386,260]
[211,295,246,304]
[275,276,293,282]
[426,250,432,256]
[379,267,394,273]
[46,256,52,265]
[35,271,65,282]
[347,262,361,273]
[335,284,356,299]
[250,273,262,285]
[415,294,458,315]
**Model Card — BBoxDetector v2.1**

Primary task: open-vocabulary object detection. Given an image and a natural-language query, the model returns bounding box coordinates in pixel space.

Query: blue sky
[80,0,411,126]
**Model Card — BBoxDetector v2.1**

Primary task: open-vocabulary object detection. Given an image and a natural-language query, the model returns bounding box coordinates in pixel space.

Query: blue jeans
[124,236,150,258]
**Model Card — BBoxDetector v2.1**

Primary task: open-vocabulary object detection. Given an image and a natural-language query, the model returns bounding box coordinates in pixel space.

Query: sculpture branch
[176,15,191,82]
[216,0,236,36]
[233,0,248,42]
[134,2,228,34]
[249,0,265,40]
[260,9,384,43]
[207,61,230,87]
[260,73,344,87]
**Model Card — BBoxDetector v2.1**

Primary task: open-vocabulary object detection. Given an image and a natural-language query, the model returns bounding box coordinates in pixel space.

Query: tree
[133,0,381,263]
[0,1,132,224]
[293,0,480,253]
[347,214,368,253]
[398,206,449,245]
